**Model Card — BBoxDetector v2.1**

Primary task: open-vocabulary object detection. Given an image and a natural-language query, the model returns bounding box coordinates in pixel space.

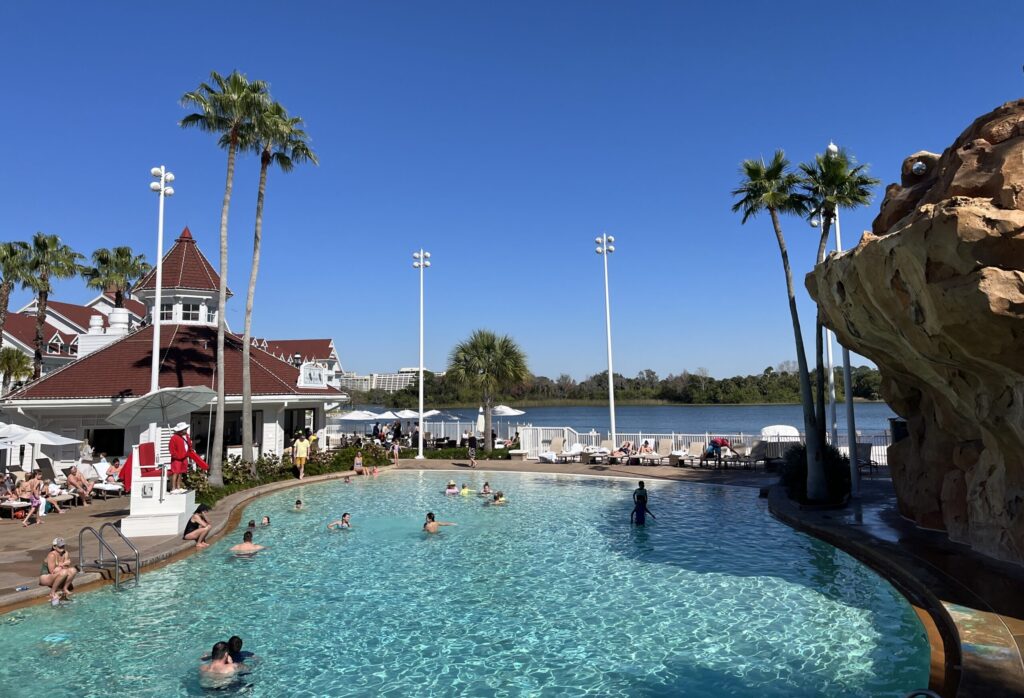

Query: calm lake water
[356,403,898,436]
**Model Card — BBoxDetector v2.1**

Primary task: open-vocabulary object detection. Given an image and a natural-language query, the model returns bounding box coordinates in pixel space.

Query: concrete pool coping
[0,459,980,696]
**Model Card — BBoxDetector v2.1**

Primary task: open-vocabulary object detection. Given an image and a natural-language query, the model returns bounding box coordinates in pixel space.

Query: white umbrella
[476,407,485,435]
[0,424,81,447]
[760,424,800,438]
[421,409,442,419]
[107,386,216,428]
[394,409,420,419]
[492,405,525,417]
[376,411,399,420]
[336,410,380,421]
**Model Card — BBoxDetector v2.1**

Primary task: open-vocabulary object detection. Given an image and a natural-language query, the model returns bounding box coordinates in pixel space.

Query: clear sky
[1,2,1021,380]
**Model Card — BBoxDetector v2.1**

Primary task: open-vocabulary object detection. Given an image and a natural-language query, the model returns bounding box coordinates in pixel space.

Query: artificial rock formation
[808,99,1024,564]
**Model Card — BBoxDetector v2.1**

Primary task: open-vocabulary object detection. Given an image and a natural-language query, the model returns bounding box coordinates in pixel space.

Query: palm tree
[0,347,32,395]
[24,233,84,379]
[241,102,318,462]
[800,149,879,449]
[180,70,269,487]
[447,330,529,451]
[85,246,151,308]
[731,151,826,500]
[0,241,31,354]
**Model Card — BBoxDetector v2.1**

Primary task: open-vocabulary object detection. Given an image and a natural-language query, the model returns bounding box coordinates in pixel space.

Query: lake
[349,403,898,436]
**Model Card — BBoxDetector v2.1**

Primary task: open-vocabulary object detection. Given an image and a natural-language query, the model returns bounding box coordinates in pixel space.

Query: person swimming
[480,482,492,496]
[444,480,458,495]
[327,512,352,530]
[260,516,270,527]
[485,491,507,506]
[229,530,265,556]
[423,511,455,534]
[631,480,655,525]
[294,500,304,511]
[459,483,471,496]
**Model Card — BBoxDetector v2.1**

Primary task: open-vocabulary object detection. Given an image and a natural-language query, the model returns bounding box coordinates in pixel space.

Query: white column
[835,210,859,497]
[597,234,617,446]
[413,249,431,459]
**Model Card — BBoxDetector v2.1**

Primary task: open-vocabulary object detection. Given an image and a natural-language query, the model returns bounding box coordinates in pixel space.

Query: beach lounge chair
[855,442,878,478]
[582,439,614,465]
[637,440,673,465]
[538,437,564,464]
[682,441,705,467]
[557,443,585,463]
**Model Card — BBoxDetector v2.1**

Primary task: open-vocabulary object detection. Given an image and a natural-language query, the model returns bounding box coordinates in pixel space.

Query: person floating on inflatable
[631,480,655,526]
[169,421,208,494]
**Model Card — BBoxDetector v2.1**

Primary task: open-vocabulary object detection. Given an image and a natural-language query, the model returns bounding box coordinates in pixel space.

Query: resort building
[0,228,344,465]
[336,367,441,393]
[253,337,345,389]
[0,312,78,386]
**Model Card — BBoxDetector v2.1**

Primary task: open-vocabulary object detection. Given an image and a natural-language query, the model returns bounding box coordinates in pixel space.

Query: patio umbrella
[107,386,216,428]
[491,405,525,417]
[476,407,485,435]
[376,411,399,421]
[394,409,420,419]
[0,424,81,447]
[336,410,380,420]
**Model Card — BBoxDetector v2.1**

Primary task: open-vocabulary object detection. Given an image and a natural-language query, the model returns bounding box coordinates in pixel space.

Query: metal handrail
[77,524,140,590]
[100,522,140,588]
[903,691,941,698]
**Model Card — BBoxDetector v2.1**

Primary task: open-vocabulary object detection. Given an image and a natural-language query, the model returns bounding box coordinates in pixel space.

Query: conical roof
[133,227,230,296]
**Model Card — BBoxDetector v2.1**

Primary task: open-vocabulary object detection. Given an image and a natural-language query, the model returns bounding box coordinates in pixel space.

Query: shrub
[779,443,851,504]
[420,447,510,460]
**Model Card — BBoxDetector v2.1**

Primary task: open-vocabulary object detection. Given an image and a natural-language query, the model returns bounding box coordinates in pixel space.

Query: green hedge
[184,445,392,507]
[420,448,511,461]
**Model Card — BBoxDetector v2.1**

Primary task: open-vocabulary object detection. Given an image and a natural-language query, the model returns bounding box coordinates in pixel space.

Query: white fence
[516,426,891,465]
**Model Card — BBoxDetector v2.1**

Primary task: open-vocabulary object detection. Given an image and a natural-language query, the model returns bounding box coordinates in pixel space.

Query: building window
[47,342,60,354]
[182,304,200,322]
[160,304,174,321]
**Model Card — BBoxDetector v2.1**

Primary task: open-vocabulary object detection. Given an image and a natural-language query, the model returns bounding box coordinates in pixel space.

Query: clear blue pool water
[0,472,929,697]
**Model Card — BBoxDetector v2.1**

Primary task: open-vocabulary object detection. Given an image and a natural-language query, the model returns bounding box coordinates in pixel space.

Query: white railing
[516,426,890,465]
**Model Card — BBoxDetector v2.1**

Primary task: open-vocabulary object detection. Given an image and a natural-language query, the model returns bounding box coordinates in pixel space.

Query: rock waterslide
[807,99,1024,564]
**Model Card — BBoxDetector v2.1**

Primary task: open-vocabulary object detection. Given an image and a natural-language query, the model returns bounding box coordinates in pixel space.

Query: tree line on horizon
[355,362,883,408]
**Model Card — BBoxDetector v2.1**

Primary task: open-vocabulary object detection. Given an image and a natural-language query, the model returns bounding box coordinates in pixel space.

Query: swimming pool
[0,472,929,696]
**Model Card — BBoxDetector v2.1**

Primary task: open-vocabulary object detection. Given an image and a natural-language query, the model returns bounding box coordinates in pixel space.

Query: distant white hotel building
[337,367,445,393]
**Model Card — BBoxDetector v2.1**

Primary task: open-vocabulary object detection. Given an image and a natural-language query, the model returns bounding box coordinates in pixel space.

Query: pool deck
[2,460,1022,697]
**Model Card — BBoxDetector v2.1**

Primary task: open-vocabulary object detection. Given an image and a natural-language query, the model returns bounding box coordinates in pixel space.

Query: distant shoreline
[371,399,888,409]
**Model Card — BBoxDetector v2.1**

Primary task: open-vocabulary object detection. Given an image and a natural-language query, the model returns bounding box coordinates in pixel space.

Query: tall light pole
[413,249,431,459]
[148,166,174,428]
[595,233,617,446]
[825,141,860,497]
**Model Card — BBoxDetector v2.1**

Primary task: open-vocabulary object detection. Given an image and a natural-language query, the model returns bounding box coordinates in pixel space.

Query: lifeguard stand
[119,440,196,537]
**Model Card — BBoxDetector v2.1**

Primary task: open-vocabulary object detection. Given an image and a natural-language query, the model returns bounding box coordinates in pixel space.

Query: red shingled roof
[258,338,336,363]
[96,292,147,319]
[134,227,230,296]
[41,300,105,332]
[7,324,341,400]
[2,313,75,356]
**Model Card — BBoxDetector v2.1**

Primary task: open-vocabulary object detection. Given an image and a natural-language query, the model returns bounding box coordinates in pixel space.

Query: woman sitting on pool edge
[183,504,212,548]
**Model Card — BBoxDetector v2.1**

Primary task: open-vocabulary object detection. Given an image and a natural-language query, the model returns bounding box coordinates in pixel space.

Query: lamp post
[595,233,617,446]
[413,249,431,459]
[823,141,860,497]
[148,166,174,398]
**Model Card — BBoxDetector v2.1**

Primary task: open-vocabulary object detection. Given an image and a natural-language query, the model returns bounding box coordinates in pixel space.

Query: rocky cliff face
[807,99,1024,564]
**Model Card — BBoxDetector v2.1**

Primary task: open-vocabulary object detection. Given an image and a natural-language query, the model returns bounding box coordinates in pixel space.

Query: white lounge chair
[637,439,673,465]
[557,443,585,463]
[538,437,564,463]
[683,441,706,467]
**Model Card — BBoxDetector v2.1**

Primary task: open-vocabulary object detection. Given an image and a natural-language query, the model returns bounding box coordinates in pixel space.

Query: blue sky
[1,2,1021,380]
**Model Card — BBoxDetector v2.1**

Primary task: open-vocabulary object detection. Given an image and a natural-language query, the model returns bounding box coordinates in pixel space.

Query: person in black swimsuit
[184,503,213,547]
[631,481,655,526]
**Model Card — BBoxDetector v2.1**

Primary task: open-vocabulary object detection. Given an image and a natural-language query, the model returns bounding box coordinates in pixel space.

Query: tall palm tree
[800,149,879,449]
[85,246,151,308]
[731,151,826,500]
[447,330,529,451]
[0,241,31,354]
[180,70,269,487]
[0,347,32,395]
[241,102,318,462]
[24,232,84,379]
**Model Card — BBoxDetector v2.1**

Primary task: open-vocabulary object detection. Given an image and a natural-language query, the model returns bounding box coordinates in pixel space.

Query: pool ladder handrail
[77,523,140,590]
[903,691,941,698]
